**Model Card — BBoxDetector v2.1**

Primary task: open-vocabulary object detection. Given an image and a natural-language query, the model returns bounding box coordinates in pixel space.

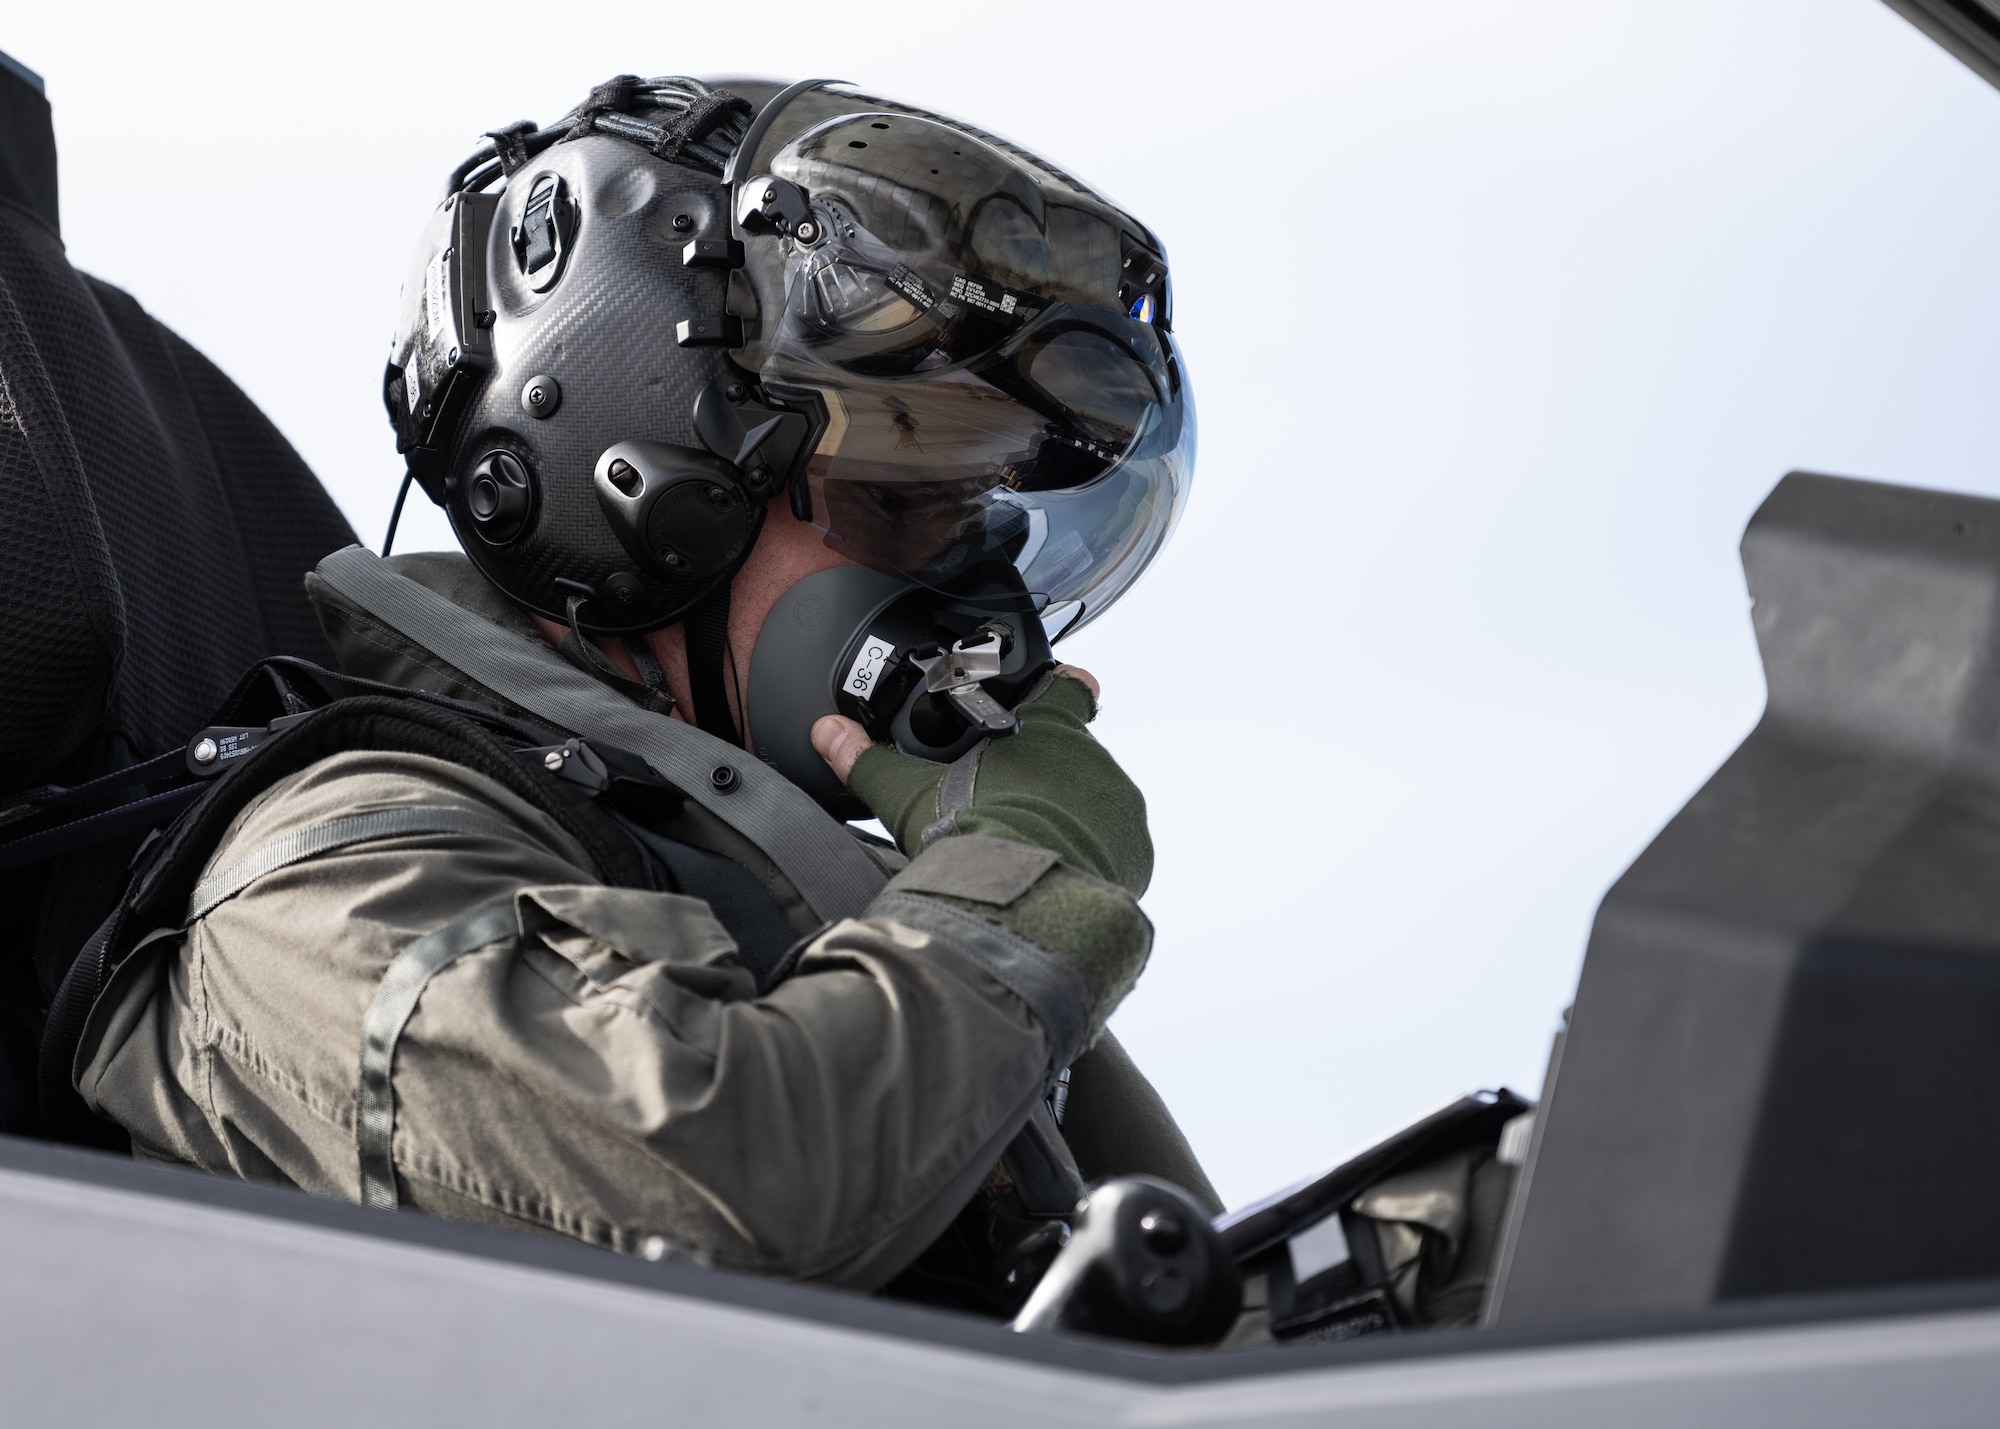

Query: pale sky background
[10,1,2000,1209]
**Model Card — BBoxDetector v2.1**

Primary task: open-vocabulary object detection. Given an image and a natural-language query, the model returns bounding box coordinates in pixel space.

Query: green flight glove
[848,670,1152,895]
[830,671,1155,1033]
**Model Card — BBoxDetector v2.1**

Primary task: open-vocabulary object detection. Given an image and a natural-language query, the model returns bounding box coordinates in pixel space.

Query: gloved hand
[811,667,1151,895]
[812,667,1154,1035]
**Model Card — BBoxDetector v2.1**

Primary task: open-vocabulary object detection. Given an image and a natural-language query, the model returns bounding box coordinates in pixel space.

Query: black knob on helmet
[466,450,535,544]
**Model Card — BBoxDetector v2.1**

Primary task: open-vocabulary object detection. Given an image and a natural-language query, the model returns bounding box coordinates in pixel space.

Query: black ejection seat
[0,51,358,1135]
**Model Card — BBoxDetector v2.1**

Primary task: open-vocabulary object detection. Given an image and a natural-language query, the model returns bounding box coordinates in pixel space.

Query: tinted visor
[754,109,1192,631]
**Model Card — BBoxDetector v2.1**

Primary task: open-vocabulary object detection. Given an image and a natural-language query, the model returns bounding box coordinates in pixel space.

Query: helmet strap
[684,584,743,747]
[623,636,675,714]
[557,592,676,716]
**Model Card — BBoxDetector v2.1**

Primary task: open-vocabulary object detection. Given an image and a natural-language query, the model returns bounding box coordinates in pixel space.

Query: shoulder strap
[38,693,656,1144]
[313,545,888,922]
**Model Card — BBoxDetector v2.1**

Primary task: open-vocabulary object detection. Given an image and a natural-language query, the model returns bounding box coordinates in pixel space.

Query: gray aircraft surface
[9,2,2000,1422]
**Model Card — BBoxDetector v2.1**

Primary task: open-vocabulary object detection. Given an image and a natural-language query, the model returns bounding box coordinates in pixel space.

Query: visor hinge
[736,176,814,239]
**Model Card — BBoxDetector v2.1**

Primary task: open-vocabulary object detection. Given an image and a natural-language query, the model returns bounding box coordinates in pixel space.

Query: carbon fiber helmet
[386,76,1193,803]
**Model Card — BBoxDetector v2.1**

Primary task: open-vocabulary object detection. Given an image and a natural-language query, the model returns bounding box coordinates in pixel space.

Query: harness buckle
[186,712,311,778]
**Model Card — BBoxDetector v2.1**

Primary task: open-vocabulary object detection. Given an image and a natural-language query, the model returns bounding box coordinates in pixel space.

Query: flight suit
[75,552,1216,1288]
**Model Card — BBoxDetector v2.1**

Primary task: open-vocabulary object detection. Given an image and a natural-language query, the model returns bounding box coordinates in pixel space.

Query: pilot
[67,76,1213,1304]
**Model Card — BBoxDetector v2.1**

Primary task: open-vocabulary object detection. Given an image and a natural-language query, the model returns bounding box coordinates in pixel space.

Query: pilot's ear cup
[746,565,918,816]
[592,439,757,578]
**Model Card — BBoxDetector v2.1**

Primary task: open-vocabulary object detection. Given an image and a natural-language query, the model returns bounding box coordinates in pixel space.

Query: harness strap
[481,120,536,177]
[3,746,186,817]
[622,637,676,715]
[0,783,203,874]
[357,901,518,1209]
[314,546,888,922]
[188,808,534,924]
[557,592,675,714]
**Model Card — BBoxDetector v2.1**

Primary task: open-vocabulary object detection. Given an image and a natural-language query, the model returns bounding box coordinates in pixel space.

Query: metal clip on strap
[185,712,312,778]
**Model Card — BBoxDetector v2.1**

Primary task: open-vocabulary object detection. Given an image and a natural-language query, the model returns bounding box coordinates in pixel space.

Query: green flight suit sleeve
[75,748,1095,1288]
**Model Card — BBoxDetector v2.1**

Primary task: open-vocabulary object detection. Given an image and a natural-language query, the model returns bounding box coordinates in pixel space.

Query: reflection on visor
[755,106,1195,633]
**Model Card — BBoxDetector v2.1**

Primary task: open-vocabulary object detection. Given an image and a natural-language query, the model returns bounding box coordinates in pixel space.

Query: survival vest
[15,649,1094,1318]
[27,654,824,1147]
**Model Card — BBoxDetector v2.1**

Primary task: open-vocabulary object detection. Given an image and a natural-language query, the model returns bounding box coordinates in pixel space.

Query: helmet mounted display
[384,75,1194,809]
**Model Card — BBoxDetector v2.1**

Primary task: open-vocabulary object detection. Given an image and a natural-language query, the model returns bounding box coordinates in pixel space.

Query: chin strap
[623,636,676,714]
[683,583,743,748]
[557,592,676,716]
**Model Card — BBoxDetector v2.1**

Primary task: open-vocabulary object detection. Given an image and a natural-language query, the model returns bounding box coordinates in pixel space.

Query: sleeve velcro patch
[885,833,1060,907]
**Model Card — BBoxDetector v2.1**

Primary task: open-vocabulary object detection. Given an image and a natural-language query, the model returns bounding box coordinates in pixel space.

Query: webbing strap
[356,901,518,1209]
[0,783,204,874]
[315,546,888,922]
[921,741,988,848]
[683,583,742,747]
[4,745,185,815]
[868,890,1093,1069]
[187,808,533,924]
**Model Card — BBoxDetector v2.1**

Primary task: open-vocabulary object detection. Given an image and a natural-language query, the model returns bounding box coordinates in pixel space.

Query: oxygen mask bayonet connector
[910,630,1018,735]
[747,568,1055,818]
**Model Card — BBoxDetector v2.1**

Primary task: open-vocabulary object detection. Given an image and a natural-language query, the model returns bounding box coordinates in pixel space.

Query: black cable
[723,630,747,745]
[446,140,502,194]
[381,469,415,557]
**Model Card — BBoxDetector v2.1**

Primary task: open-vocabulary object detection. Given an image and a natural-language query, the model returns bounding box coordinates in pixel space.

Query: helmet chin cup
[592,439,760,586]
[748,565,1054,818]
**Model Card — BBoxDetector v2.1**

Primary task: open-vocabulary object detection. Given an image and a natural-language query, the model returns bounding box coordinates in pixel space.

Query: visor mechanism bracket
[692,376,824,507]
[736,176,815,240]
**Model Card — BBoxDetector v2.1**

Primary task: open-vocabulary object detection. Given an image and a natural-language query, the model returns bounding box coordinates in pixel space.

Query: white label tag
[424,247,449,341]
[842,634,896,699]
[1287,1211,1352,1285]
